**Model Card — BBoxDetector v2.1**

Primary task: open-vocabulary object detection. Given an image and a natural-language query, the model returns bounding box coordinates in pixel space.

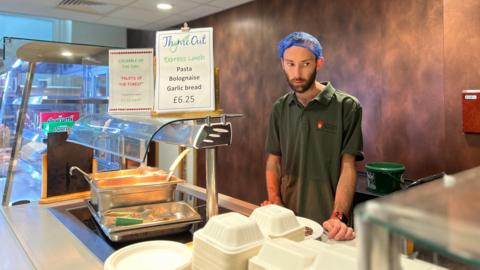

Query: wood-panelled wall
[444,0,480,172]
[128,0,480,205]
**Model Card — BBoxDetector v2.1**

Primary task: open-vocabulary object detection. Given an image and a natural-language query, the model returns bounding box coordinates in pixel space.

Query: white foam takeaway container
[192,212,266,270]
[249,204,304,241]
[248,238,318,270]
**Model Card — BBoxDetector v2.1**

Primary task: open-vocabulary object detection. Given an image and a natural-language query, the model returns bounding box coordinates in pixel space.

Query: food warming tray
[77,166,184,213]
[86,200,202,242]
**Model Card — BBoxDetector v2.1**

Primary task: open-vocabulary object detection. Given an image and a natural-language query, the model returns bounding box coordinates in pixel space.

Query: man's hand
[261,196,283,206]
[322,218,355,241]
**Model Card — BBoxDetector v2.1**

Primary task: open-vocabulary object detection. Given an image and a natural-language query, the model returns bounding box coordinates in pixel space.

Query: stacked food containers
[192,205,308,270]
[192,212,266,269]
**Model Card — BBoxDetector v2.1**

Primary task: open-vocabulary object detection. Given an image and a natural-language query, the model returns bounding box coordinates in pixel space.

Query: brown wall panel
[189,2,268,203]
[379,0,445,178]
[444,0,480,172]
[127,0,480,205]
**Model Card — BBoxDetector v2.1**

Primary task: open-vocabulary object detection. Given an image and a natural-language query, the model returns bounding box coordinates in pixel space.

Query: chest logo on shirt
[317,120,324,129]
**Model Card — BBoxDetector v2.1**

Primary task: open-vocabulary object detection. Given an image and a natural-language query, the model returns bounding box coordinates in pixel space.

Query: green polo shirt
[266,82,364,223]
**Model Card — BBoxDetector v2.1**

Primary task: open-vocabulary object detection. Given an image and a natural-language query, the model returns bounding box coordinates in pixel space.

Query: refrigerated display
[0,37,117,205]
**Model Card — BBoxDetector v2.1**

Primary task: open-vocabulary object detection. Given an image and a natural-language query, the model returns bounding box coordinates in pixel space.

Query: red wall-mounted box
[462,90,480,133]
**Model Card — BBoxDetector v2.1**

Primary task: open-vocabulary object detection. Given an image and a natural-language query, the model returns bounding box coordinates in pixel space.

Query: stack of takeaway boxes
[191,204,447,270]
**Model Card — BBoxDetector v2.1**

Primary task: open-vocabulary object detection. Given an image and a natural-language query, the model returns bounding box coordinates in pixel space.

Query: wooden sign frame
[39,132,97,204]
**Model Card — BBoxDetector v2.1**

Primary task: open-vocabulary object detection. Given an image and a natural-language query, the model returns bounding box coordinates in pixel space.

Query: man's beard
[285,69,317,93]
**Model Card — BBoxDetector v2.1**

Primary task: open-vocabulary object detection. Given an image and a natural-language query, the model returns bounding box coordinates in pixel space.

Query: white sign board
[108,48,154,114]
[155,28,215,112]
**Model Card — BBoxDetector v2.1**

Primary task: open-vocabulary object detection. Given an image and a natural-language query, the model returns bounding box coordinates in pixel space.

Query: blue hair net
[277,32,323,59]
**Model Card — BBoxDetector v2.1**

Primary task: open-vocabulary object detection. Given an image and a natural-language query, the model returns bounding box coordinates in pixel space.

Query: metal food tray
[86,200,202,242]
[90,167,181,189]
[79,166,184,213]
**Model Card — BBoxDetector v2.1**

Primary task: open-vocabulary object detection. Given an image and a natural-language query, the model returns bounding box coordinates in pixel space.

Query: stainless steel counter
[1,200,103,270]
[1,196,444,270]
[0,183,258,269]
[0,207,34,270]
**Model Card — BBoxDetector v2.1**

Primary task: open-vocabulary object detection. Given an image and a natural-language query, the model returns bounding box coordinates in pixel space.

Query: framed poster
[155,27,215,112]
[108,48,154,114]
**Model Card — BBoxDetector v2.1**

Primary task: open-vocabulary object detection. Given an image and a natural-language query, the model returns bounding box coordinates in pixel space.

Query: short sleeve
[265,105,282,156]
[341,99,364,161]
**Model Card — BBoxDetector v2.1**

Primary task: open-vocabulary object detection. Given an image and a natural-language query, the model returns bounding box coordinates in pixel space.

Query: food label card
[155,28,215,112]
[109,49,154,114]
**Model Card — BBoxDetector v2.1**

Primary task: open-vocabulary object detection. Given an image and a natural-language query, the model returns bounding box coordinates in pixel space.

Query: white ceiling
[0,0,254,31]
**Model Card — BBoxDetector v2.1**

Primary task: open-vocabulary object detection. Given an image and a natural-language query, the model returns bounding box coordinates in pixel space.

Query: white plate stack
[104,240,192,270]
[250,204,305,242]
[192,212,266,270]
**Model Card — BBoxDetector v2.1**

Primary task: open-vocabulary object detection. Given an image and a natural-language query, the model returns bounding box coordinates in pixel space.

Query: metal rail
[176,182,258,217]
[2,62,36,206]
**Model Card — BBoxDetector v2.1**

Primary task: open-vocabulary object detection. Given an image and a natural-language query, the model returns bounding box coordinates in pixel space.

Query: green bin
[365,162,405,194]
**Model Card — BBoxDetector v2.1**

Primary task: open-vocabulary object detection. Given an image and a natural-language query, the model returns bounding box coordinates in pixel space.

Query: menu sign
[155,27,215,112]
[108,49,154,114]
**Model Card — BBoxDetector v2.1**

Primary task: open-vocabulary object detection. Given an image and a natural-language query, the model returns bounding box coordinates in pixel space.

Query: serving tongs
[403,172,445,189]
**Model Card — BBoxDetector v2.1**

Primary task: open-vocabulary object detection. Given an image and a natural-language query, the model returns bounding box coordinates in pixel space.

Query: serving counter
[2,200,448,270]
[0,181,260,270]
[0,205,34,270]
[1,200,102,270]
[3,177,467,270]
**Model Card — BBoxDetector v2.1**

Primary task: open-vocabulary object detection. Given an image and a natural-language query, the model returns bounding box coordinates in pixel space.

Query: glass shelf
[355,166,480,268]
[68,113,240,163]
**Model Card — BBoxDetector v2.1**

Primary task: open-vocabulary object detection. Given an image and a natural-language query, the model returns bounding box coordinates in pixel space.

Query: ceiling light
[61,51,73,57]
[157,3,173,10]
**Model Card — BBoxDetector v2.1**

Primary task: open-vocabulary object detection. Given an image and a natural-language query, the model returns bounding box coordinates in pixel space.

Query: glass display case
[0,37,241,222]
[0,38,113,205]
[67,112,240,219]
[355,165,480,270]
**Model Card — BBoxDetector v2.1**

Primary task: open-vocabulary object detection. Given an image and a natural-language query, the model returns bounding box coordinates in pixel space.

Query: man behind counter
[262,32,364,241]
